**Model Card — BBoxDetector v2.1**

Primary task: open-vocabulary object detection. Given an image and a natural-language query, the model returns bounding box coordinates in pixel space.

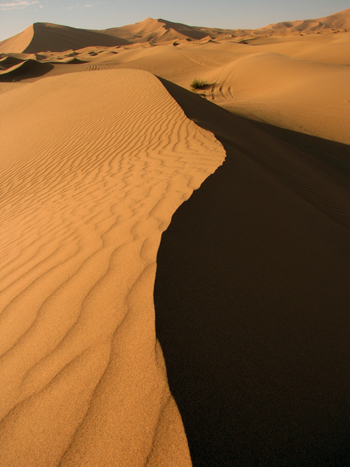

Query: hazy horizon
[0,0,349,42]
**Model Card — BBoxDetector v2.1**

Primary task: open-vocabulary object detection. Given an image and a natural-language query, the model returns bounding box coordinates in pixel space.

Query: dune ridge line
[0,68,225,466]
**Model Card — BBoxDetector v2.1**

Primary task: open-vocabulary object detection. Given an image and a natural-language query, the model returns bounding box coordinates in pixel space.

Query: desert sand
[0,68,224,466]
[1,11,349,145]
[1,8,350,467]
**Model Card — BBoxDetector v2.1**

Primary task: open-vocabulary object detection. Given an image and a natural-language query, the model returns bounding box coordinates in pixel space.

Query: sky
[0,0,349,42]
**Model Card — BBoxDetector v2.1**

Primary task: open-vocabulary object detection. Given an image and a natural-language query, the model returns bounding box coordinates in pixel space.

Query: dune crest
[0,69,225,466]
[0,25,34,54]
[258,8,350,35]
[1,8,350,55]
[0,23,129,55]
[1,22,349,144]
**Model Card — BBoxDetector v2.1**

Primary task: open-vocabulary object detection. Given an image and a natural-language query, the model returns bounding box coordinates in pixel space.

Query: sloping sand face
[155,80,350,465]
[208,51,350,145]
[0,69,225,466]
[1,15,350,146]
[0,25,34,54]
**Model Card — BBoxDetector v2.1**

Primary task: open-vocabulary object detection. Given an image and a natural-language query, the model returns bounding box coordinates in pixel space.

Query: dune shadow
[154,78,350,466]
[0,60,54,82]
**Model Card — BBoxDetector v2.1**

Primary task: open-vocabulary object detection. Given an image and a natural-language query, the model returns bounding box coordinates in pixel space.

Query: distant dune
[255,7,350,36]
[2,13,346,145]
[103,18,204,42]
[0,58,54,81]
[1,9,349,54]
[0,23,130,54]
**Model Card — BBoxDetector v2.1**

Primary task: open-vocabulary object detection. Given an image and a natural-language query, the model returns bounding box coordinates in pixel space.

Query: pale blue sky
[0,0,349,42]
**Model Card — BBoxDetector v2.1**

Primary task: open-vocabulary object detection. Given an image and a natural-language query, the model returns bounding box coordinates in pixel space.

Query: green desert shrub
[190,78,208,90]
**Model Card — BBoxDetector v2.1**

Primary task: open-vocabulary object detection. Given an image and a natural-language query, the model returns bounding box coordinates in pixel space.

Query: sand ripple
[0,69,225,466]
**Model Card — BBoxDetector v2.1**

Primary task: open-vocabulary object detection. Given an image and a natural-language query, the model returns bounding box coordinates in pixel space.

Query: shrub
[190,79,209,90]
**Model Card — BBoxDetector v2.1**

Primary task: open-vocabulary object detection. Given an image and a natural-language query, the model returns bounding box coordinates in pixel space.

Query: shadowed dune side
[0,59,54,81]
[0,23,130,54]
[24,23,130,53]
[249,120,350,184]
[0,56,24,69]
[101,17,237,45]
[0,69,225,466]
[103,18,202,44]
[156,19,211,40]
[155,80,350,466]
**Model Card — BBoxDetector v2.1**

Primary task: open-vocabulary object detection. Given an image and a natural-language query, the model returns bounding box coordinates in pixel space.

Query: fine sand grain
[0,69,225,466]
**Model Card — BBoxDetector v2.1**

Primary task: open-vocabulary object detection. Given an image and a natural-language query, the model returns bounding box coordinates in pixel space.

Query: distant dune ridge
[1,9,349,53]
[102,17,212,44]
[1,7,350,467]
[0,23,129,55]
[256,7,350,35]
[1,9,348,145]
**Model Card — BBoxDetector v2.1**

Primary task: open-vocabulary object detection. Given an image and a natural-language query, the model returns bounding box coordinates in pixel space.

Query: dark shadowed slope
[0,23,129,54]
[154,80,350,466]
[24,23,130,53]
[0,59,53,81]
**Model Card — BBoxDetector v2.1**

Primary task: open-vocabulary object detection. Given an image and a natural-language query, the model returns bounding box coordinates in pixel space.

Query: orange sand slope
[202,48,350,145]
[253,7,350,36]
[0,69,225,466]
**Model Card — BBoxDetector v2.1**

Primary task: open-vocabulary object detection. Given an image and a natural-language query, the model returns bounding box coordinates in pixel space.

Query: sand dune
[254,7,350,36]
[155,79,350,466]
[1,7,350,466]
[0,18,226,54]
[0,58,54,81]
[0,56,24,69]
[0,23,129,54]
[2,9,349,55]
[240,32,350,65]
[0,68,225,466]
[64,35,349,145]
[204,51,350,145]
[0,25,34,54]
[103,17,215,44]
